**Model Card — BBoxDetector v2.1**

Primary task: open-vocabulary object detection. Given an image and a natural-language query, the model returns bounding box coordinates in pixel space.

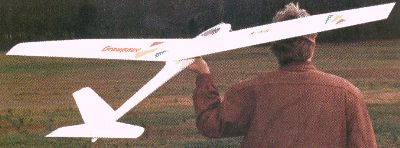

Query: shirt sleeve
[192,74,255,138]
[345,89,377,148]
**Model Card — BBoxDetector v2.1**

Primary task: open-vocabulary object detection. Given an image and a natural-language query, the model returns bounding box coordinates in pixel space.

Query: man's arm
[188,58,255,138]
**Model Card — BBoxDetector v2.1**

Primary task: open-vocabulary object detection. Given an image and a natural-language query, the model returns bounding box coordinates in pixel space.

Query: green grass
[0,40,399,147]
[369,103,400,147]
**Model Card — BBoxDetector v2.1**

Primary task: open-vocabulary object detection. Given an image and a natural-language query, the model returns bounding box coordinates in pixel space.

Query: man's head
[271,3,318,66]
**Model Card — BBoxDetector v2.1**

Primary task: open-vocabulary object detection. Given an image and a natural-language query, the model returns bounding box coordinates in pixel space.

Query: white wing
[7,3,395,61]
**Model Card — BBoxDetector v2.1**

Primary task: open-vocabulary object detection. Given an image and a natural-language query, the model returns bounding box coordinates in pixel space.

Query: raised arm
[188,58,255,138]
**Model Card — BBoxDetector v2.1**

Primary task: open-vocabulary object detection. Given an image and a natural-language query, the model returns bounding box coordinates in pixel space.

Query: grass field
[0,40,400,147]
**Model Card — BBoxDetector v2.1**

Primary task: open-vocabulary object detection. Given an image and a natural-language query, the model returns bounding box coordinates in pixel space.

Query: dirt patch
[364,91,400,104]
[326,68,400,79]
[138,95,194,108]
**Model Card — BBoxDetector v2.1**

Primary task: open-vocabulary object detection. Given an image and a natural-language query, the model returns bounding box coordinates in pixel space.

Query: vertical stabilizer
[73,87,115,123]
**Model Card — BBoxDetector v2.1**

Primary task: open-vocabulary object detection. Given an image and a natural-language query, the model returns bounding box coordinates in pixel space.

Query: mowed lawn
[0,40,399,147]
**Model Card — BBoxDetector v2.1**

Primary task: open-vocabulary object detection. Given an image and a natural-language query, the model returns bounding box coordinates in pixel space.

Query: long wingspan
[7,3,395,62]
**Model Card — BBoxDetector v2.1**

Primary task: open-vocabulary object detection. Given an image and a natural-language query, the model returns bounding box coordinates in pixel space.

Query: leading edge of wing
[6,39,191,62]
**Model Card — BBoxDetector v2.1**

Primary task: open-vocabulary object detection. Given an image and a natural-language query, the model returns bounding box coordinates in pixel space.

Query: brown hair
[271,3,318,66]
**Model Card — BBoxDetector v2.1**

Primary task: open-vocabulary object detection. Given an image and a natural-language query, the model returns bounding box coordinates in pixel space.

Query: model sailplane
[6,3,396,142]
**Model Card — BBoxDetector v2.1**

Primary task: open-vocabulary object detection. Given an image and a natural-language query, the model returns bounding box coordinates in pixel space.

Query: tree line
[0,0,398,51]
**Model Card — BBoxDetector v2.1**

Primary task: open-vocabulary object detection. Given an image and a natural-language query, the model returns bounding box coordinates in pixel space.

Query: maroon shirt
[192,62,377,147]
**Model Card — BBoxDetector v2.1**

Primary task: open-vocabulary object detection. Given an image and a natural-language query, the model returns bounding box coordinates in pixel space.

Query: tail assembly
[46,87,145,140]
[46,59,194,142]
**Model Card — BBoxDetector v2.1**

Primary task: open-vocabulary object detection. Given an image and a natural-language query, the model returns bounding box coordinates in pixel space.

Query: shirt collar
[279,61,316,72]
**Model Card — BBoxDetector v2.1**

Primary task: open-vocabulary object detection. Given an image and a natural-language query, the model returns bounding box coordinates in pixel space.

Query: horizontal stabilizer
[46,122,144,139]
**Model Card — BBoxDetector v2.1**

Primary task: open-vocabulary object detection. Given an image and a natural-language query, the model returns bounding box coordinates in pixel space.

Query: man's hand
[187,57,210,74]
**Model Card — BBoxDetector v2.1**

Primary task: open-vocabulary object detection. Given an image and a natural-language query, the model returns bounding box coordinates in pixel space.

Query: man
[187,3,377,147]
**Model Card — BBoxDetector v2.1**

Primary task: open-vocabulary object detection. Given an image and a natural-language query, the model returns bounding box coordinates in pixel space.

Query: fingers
[187,57,210,74]
[194,56,204,61]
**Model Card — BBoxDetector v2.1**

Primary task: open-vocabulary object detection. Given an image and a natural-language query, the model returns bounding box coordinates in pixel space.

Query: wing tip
[383,2,396,19]
[6,42,28,56]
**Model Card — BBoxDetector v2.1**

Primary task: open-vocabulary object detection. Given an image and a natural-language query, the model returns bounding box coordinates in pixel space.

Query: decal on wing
[325,14,346,25]
[99,42,166,59]
[250,27,270,35]
[102,46,141,53]
[135,42,165,58]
